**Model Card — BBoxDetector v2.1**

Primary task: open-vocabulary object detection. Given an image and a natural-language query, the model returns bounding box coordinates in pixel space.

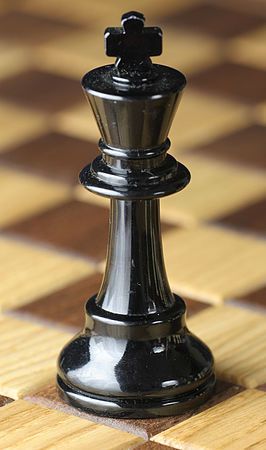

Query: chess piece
[57,11,215,418]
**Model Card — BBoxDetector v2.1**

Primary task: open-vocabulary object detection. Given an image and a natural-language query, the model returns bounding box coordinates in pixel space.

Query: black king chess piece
[57,11,215,418]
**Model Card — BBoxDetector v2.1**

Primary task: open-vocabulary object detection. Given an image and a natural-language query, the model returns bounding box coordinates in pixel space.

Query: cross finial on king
[105,11,162,83]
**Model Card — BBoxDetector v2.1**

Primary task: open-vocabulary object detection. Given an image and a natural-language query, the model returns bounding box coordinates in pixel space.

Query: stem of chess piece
[57,11,215,418]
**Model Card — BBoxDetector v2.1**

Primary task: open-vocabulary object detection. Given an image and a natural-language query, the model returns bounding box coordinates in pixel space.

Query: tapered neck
[96,198,174,315]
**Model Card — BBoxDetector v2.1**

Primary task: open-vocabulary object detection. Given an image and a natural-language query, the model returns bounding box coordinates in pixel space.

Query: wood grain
[0,236,94,311]
[12,275,209,331]
[161,155,266,224]
[6,199,110,262]
[27,380,243,439]
[163,225,266,303]
[0,316,72,398]
[0,395,13,407]
[14,272,103,331]
[152,389,266,450]
[0,400,143,449]
[13,276,208,331]
[0,167,71,227]
[6,198,175,262]
[0,2,265,448]
[188,305,266,387]
[137,443,174,450]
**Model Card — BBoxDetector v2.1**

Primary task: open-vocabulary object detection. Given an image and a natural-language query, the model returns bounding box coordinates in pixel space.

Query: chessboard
[0,0,265,449]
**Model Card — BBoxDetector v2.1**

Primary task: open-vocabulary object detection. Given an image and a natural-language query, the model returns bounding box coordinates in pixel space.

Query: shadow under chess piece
[57,11,215,418]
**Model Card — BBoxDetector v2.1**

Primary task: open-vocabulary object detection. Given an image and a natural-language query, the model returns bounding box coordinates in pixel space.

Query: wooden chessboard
[0,0,265,448]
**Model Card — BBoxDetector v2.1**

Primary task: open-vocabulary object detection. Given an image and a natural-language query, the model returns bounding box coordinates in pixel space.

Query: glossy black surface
[58,339,215,418]
[57,11,215,418]
[82,83,184,149]
[80,147,191,200]
[105,11,162,84]
[97,199,174,315]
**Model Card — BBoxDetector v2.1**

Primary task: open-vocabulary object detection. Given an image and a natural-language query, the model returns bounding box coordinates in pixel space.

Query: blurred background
[0,0,265,315]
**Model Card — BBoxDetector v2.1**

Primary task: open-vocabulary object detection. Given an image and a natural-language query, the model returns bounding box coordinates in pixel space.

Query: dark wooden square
[190,63,266,105]
[162,4,264,39]
[234,285,266,310]
[25,380,244,439]
[222,0,266,15]
[0,11,80,45]
[184,297,210,317]
[5,199,176,262]
[134,443,173,449]
[188,125,266,170]
[5,200,110,262]
[0,70,82,113]
[217,198,266,235]
[0,395,13,407]
[11,276,209,332]
[12,273,103,330]
[0,132,98,185]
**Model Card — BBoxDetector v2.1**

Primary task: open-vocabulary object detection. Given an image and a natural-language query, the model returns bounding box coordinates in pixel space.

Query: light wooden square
[161,155,266,224]
[0,101,47,153]
[35,30,109,80]
[74,185,109,208]
[0,400,143,449]
[188,305,266,387]
[152,389,266,450]
[0,167,72,227]
[0,236,94,311]
[163,225,266,303]
[161,29,221,75]
[21,0,197,25]
[228,26,266,70]
[169,90,250,151]
[54,103,99,142]
[0,317,72,398]
[0,43,32,81]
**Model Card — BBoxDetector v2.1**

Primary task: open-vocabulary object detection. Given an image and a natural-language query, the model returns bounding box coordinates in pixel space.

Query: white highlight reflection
[67,336,127,391]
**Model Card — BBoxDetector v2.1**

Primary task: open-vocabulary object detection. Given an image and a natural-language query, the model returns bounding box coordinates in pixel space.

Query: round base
[57,373,215,419]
